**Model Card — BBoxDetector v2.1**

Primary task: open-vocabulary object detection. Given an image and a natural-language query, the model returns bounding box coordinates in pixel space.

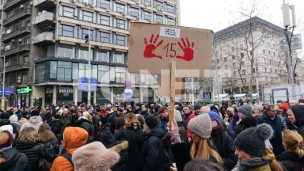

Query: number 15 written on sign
[163,43,177,58]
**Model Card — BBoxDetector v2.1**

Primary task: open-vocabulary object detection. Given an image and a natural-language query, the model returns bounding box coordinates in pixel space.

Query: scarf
[211,124,224,135]
[238,157,269,171]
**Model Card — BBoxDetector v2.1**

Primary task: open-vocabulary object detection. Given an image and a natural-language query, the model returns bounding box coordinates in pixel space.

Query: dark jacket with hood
[277,151,304,171]
[290,104,304,139]
[16,143,50,171]
[140,110,150,120]
[74,118,94,143]
[0,147,30,171]
[51,119,63,135]
[139,126,165,171]
[121,124,144,171]
[211,124,237,170]
[42,112,51,124]
[182,112,191,128]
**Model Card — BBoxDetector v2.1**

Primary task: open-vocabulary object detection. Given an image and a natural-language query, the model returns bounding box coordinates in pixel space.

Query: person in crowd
[158,106,169,136]
[0,130,30,171]
[252,107,262,118]
[182,106,192,128]
[253,98,263,109]
[0,109,10,119]
[51,127,89,171]
[278,102,289,128]
[51,114,63,136]
[42,107,52,124]
[9,115,21,133]
[277,130,304,171]
[181,158,227,171]
[185,103,202,143]
[233,123,285,171]
[121,113,144,171]
[87,108,99,140]
[140,104,150,119]
[133,103,142,114]
[72,141,120,171]
[100,105,107,117]
[257,104,285,156]
[289,100,299,106]
[20,110,43,132]
[60,109,72,132]
[152,104,161,117]
[70,110,78,125]
[98,116,107,138]
[235,104,252,137]
[38,123,58,149]
[209,111,237,170]
[224,108,234,127]
[114,117,125,141]
[19,112,29,126]
[139,115,165,171]
[74,112,94,143]
[12,108,22,121]
[107,107,124,135]
[219,105,227,120]
[16,127,51,171]
[289,104,304,138]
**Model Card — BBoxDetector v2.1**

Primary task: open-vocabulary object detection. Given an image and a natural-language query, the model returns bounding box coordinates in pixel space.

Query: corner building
[0,0,180,107]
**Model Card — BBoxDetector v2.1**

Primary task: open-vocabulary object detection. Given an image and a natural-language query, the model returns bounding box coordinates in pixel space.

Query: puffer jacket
[0,147,30,171]
[50,127,89,171]
[16,142,50,171]
[51,119,63,135]
[138,126,165,171]
[20,116,43,131]
[74,118,93,136]
[140,110,150,119]
[277,151,304,171]
[109,141,129,171]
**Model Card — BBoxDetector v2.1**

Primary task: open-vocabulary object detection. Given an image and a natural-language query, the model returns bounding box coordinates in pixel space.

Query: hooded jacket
[20,116,43,131]
[277,151,304,171]
[50,127,89,171]
[140,110,150,119]
[139,126,165,171]
[290,104,304,139]
[0,147,30,171]
[51,119,63,135]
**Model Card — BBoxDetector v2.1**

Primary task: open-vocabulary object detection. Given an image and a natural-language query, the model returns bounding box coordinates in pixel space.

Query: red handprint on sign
[144,34,164,59]
[176,38,194,61]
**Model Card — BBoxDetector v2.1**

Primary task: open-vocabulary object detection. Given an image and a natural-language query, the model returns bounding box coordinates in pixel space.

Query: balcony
[3,9,32,26]
[33,12,55,27]
[5,62,30,72]
[2,26,31,41]
[32,32,55,44]
[33,0,56,10]
[3,44,31,56]
[3,0,24,12]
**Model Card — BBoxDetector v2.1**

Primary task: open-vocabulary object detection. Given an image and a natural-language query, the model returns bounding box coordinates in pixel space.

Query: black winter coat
[16,142,50,171]
[277,151,304,171]
[121,127,144,171]
[170,143,191,171]
[42,112,51,124]
[257,113,285,155]
[74,118,94,136]
[0,147,30,171]
[140,111,150,119]
[139,126,165,171]
[51,119,63,135]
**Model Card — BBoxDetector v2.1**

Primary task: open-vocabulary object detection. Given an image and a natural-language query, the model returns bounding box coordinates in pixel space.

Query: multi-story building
[0,0,180,108]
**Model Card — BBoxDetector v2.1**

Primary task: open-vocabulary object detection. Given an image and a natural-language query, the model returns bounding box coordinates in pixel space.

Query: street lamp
[1,9,5,110]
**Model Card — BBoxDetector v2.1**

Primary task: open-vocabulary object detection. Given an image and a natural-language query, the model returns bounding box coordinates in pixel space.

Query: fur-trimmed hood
[109,141,129,153]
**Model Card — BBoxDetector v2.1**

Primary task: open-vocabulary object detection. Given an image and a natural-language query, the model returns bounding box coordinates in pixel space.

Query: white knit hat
[174,110,182,122]
[0,125,13,136]
[9,115,18,123]
[188,114,212,138]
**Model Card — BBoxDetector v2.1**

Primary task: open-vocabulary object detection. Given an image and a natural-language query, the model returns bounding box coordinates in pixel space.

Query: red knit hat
[279,102,288,110]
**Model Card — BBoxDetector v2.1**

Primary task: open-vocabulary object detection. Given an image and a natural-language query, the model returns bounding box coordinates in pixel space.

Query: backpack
[61,153,73,167]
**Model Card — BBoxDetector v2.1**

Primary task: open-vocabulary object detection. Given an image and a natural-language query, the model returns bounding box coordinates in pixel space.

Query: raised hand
[176,38,194,61]
[143,34,164,59]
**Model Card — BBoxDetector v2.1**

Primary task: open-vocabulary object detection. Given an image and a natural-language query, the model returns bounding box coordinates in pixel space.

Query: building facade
[0,0,180,108]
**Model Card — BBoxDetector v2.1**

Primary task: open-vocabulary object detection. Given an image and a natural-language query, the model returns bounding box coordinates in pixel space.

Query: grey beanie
[188,114,212,138]
[234,123,273,157]
[238,104,252,116]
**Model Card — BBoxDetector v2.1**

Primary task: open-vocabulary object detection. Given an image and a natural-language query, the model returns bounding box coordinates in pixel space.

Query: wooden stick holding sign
[169,61,176,129]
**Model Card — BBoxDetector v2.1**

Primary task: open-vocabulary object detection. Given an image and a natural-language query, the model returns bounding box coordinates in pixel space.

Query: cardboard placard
[128,22,214,77]
[158,76,184,96]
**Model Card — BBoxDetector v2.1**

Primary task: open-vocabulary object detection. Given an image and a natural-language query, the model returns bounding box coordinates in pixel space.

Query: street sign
[0,88,2,96]
[91,78,97,91]
[4,88,11,96]
[78,77,88,91]
[125,81,132,89]
[16,87,32,94]
[124,89,132,101]
[278,34,302,52]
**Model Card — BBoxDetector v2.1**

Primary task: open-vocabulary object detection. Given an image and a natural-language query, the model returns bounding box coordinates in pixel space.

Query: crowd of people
[0,99,303,171]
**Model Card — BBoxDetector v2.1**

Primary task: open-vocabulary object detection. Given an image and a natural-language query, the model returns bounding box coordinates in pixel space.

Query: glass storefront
[16,87,32,108]
[45,86,53,106]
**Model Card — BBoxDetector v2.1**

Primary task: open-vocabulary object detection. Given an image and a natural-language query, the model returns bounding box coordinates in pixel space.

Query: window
[6,28,11,34]
[265,67,267,72]
[156,14,163,23]
[78,48,93,60]
[62,6,74,18]
[113,53,124,63]
[99,32,110,43]
[273,52,275,56]
[5,45,10,50]
[24,37,30,44]
[263,49,265,54]
[13,22,19,31]
[268,51,270,55]
[5,61,9,67]
[143,11,152,20]
[11,57,17,65]
[24,20,30,27]
[144,0,151,6]
[23,56,29,63]
[116,19,125,29]
[241,53,244,58]
[242,70,245,75]
[79,28,93,40]
[22,74,27,83]
[240,44,243,49]
[98,65,110,82]
[167,4,174,13]
[155,0,163,9]
[224,57,227,62]
[116,3,125,13]
[250,50,253,56]
[50,61,57,79]
[79,64,89,78]
[57,45,75,58]
[167,17,175,25]
[83,11,93,22]
[252,68,256,73]
[232,55,235,60]
[100,0,110,9]
[130,7,139,17]
[58,24,74,37]
[270,68,272,73]
[100,15,110,25]
[239,36,243,41]
[57,62,72,81]
[116,35,126,46]
[97,51,109,62]
[115,67,126,83]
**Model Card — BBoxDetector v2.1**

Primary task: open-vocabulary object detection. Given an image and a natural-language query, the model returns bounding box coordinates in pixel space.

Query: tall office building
[0,0,180,107]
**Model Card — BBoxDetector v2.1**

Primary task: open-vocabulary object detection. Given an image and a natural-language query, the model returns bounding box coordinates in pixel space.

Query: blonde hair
[38,123,56,143]
[40,108,46,115]
[82,112,93,123]
[282,130,304,157]
[190,138,223,164]
[123,113,141,129]
[17,127,40,144]
[261,155,285,171]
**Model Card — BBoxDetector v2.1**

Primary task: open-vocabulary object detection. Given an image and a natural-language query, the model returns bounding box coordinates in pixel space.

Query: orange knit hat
[279,102,288,110]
